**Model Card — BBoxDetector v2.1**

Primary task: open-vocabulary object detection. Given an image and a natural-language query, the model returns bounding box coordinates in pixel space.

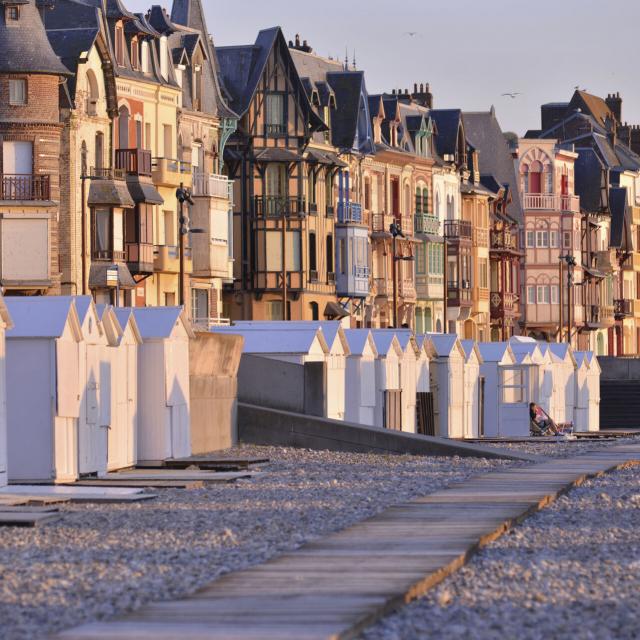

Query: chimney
[410,81,433,109]
[605,92,623,125]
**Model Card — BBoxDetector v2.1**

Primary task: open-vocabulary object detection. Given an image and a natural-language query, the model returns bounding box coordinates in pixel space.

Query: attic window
[131,38,139,70]
[115,25,125,67]
[6,5,19,22]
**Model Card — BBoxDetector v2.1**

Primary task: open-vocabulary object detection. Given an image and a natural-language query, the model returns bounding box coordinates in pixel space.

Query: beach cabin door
[80,343,103,473]
[166,338,191,458]
[0,332,6,485]
[383,390,402,430]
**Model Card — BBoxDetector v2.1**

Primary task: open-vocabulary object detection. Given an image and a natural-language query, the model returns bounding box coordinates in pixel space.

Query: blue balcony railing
[414,214,440,235]
[354,265,370,278]
[337,201,363,224]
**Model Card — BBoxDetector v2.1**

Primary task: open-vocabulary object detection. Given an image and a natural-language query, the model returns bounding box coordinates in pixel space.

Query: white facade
[547,344,578,425]
[5,298,83,483]
[344,330,378,426]
[370,333,403,429]
[573,351,601,432]
[461,340,483,438]
[110,309,142,471]
[0,297,13,488]
[427,334,466,438]
[132,308,194,462]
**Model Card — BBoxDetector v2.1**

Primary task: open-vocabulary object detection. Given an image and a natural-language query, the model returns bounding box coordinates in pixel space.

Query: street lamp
[559,253,577,345]
[390,221,415,328]
[176,183,204,309]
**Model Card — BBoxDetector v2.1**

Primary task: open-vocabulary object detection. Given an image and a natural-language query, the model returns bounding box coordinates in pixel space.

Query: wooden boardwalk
[56,443,640,640]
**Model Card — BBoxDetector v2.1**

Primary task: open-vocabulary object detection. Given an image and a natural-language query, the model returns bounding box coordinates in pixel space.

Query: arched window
[415,186,423,214]
[310,301,319,321]
[118,105,130,148]
[422,188,428,213]
[415,308,424,334]
[425,307,433,333]
[435,191,441,219]
[86,70,99,116]
[597,333,605,356]
[80,141,88,177]
[404,183,411,216]
[529,160,543,194]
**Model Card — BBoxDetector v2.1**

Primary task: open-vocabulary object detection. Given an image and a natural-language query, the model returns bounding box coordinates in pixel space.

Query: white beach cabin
[573,351,601,432]
[132,307,194,462]
[220,321,349,420]
[0,297,13,488]
[478,342,532,437]
[343,330,378,426]
[414,335,436,435]
[388,331,419,433]
[370,332,403,430]
[110,308,142,470]
[5,297,83,483]
[510,338,554,417]
[58,297,111,476]
[547,343,578,426]
[461,340,483,438]
[427,334,466,438]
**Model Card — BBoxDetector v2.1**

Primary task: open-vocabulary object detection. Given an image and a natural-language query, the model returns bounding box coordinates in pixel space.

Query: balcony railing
[115,149,152,177]
[491,229,518,251]
[93,249,126,262]
[0,174,50,201]
[414,214,440,235]
[354,265,370,278]
[614,298,633,319]
[192,316,232,329]
[265,123,286,136]
[327,271,336,283]
[444,220,472,240]
[89,167,125,181]
[309,269,319,282]
[254,196,306,218]
[490,291,518,318]
[585,304,615,327]
[447,280,472,304]
[125,242,155,272]
[337,201,363,224]
[152,157,192,174]
[192,173,233,200]
[372,213,394,233]
[523,193,580,213]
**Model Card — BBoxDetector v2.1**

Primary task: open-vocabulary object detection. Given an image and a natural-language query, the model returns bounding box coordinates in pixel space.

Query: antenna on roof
[344,47,349,71]
[352,51,357,70]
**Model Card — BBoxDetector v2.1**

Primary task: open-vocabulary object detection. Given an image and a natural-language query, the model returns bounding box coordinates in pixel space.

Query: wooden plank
[0,511,61,527]
[72,480,206,490]
[105,471,255,483]
[0,505,59,514]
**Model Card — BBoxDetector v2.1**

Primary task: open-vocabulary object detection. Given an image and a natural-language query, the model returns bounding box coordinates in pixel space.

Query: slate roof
[369,331,401,357]
[574,148,605,213]
[430,110,462,157]
[463,110,523,223]
[0,0,70,75]
[55,295,94,324]
[609,186,629,249]
[426,333,460,358]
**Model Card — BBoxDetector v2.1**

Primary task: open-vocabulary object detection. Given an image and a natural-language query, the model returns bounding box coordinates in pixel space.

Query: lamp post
[559,253,577,346]
[176,183,205,310]
[389,221,415,328]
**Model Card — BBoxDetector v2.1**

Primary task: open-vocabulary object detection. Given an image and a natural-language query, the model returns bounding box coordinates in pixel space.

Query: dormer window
[6,5,19,23]
[131,38,139,70]
[115,25,125,67]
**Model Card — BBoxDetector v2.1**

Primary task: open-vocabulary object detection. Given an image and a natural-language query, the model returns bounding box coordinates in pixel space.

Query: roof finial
[352,51,357,70]
[344,47,349,71]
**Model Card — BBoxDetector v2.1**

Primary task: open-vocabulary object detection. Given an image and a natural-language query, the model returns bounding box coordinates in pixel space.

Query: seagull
[403,31,420,37]
[501,92,522,99]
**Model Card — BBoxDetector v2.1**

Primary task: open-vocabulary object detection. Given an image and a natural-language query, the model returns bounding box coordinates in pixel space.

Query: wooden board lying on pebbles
[2,485,157,503]
[138,457,270,471]
[0,511,61,527]
[54,442,640,640]
[105,470,256,483]
[72,480,206,490]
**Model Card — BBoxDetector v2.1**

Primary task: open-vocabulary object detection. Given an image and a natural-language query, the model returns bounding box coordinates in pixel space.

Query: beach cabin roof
[574,351,601,373]
[426,333,466,359]
[95,304,122,346]
[0,296,13,330]
[5,297,82,341]
[387,330,420,357]
[509,339,549,365]
[460,339,484,364]
[131,307,195,340]
[477,342,516,366]
[370,331,403,358]
[215,328,329,356]
[110,308,142,345]
[548,343,578,367]
[57,296,105,339]
[344,329,378,358]
[414,335,437,359]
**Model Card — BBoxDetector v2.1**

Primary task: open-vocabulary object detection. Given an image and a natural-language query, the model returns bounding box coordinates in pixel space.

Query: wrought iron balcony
[490,291,518,319]
[0,174,50,201]
[92,249,126,262]
[115,149,152,177]
[491,229,518,251]
[89,167,125,181]
[254,196,306,218]
[414,214,440,235]
[614,298,633,319]
[337,201,363,224]
[444,220,472,240]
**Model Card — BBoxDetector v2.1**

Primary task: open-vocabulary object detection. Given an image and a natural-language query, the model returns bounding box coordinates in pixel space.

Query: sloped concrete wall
[189,332,243,453]
[598,357,640,429]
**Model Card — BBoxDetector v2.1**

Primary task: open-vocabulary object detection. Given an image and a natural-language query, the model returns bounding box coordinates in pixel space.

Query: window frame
[8,78,27,106]
[265,92,286,136]
[5,5,19,22]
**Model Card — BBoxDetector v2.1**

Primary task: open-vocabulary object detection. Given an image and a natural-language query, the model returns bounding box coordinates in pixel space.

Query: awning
[126,180,164,205]
[423,233,444,243]
[87,180,135,208]
[582,266,606,279]
[89,263,136,290]
[253,148,302,163]
[324,301,349,320]
[321,152,348,168]
[305,149,333,165]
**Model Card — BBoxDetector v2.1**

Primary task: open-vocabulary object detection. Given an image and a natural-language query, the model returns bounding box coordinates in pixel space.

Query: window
[94,208,111,255]
[527,286,536,305]
[95,133,104,170]
[6,5,19,22]
[309,232,317,273]
[265,94,285,134]
[502,367,527,404]
[145,123,152,151]
[266,300,284,321]
[80,141,88,177]
[323,106,331,143]
[164,210,176,246]
[325,172,333,208]
[191,289,209,323]
[563,231,571,249]
[308,169,317,205]
[536,230,549,248]
[550,230,559,248]
[310,301,319,321]
[163,124,173,159]
[551,285,559,304]
[364,178,371,210]
[479,259,488,289]
[339,238,346,275]
[326,235,334,274]
[537,285,550,304]
[115,25,125,66]
[164,292,176,306]
[141,41,150,74]
[131,38,139,70]
[415,187,423,214]
[416,243,426,275]
[8,79,26,105]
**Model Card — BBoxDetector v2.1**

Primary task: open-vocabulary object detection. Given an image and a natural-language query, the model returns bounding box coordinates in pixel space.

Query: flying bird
[403,31,421,37]
[501,92,522,99]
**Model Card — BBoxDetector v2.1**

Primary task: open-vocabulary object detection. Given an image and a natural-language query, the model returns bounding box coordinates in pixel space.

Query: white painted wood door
[109,346,129,471]
[0,331,7,487]
[80,344,103,474]
[126,343,137,466]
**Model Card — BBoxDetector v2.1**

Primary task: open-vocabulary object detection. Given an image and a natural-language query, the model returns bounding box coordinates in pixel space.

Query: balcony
[447,280,472,307]
[115,149,152,177]
[614,298,633,319]
[192,173,233,201]
[192,316,232,330]
[374,277,392,297]
[490,229,519,252]
[414,214,440,236]
[584,304,615,330]
[151,157,192,188]
[522,193,580,213]
[593,249,617,273]
[125,242,155,275]
[416,273,444,301]
[622,251,640,272]
[154,245,192,274]
[253,196,306,218]
[400,277,416,300]
[372,213,395,234]
[490,291,519,319]
[444,220,472,240]
[89,167,125,181]
[265,123,286,136]
[337,201,363,224]
[473,228,489,248]
[0,174,51,201]
[631,206,640,226]
[92,249,126,262]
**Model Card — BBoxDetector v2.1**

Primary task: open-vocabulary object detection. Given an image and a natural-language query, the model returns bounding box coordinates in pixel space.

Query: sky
[127,0,640,135]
